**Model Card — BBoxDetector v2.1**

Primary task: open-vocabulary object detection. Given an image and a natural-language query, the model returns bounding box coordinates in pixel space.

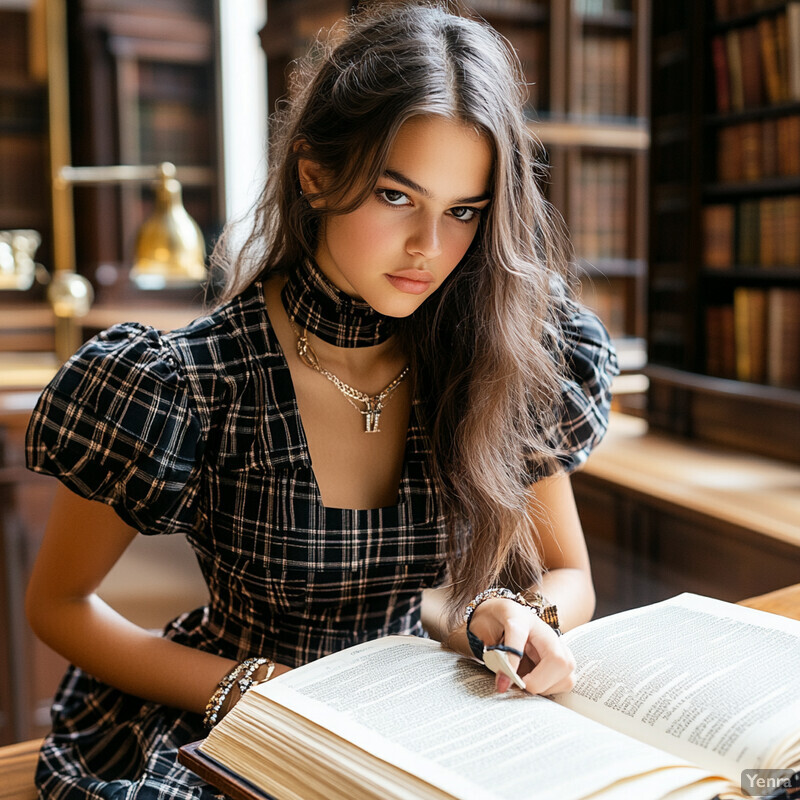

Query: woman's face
[305,115,493,318]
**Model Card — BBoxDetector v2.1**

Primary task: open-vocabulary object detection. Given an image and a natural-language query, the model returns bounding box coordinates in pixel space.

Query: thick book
[180,594,800,800]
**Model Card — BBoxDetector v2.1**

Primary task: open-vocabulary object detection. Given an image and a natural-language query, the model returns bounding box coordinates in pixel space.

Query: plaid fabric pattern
[281,258,396,346]
[25,280,616,799]
[550,295,620,474]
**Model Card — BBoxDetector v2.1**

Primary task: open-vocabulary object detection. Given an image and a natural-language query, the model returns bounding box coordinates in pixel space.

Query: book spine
[726,30,745,112]
[766,288,800,387]
[788,3,800,100]
[712,35,731,113]
[740,120,763,181]
[702,204,736,269]
[760,117,779,178]
[733,287,768,384]
[737,200,760,266]
[775,12,790,103]
[740,25,764,108]
[758,16,783,105]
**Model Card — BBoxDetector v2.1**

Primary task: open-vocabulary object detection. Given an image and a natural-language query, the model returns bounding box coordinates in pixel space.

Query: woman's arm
[26,484,290,715]
[524,470,596,631]
[430,471,593,694]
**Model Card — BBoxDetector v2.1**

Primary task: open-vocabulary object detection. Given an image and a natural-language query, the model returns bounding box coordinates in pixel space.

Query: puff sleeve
[545,298,620,476]
[26,323,204,535]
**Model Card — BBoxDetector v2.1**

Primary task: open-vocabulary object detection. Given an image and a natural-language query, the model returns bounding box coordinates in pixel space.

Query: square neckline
[254,280,419,514]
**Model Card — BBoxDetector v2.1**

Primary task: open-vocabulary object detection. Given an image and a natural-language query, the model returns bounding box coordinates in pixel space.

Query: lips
[385,271,434,295]
[389,269,435,282]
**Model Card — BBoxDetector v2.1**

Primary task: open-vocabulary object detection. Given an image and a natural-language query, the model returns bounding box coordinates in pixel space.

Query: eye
[376,189,411,206]
[449,206,480,223]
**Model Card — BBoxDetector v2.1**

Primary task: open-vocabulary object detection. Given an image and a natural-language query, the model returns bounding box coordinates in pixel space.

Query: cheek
[442,224,480,265]
[327,208,396,256]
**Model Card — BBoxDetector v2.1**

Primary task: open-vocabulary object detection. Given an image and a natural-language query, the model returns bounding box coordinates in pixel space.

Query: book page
[211,636,735,800]
[556,593,800,780]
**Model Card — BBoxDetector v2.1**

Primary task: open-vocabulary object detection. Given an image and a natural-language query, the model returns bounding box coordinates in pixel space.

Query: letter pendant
[364,398,383,433]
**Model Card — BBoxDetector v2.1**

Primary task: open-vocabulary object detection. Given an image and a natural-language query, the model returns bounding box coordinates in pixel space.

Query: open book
[180,594,800,800]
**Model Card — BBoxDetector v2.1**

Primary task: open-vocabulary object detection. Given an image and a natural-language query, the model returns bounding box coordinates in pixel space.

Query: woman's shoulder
[28,280,281,463]
[26,320,209,533]
[162,280,283,380]
[541,280,620,476]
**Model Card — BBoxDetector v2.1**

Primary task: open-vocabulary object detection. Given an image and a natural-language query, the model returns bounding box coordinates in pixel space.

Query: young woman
[25,3,618,798]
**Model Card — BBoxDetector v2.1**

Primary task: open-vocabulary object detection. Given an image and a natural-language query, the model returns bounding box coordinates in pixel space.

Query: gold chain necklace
[289,319,409,433]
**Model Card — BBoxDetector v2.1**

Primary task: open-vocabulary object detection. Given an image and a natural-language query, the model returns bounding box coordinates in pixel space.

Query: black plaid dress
[25,279,618,800]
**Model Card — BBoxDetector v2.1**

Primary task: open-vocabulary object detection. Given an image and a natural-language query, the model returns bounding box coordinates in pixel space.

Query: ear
[295,144,328,202]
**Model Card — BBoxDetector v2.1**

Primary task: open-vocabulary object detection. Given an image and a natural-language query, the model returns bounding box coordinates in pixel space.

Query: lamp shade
[130,163,207,290]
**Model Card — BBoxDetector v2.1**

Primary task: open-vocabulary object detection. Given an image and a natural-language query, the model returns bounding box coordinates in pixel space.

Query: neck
[291,319,405,377]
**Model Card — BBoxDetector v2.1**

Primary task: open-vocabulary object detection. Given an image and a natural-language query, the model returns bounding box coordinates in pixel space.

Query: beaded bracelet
[203,657,274,730]
[220,658,276,720]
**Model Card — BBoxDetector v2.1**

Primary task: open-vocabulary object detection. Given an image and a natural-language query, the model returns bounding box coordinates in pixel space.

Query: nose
[406,212,442,259]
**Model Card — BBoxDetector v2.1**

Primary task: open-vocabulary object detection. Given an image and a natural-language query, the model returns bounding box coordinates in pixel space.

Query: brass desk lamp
[45,0,207,361]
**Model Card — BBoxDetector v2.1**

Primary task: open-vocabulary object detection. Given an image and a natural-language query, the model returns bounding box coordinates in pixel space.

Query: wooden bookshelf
[66,0,221,309]
[648,0,800,464]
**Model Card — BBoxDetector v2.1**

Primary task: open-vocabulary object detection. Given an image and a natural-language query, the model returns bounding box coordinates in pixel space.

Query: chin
[370,294,430,319]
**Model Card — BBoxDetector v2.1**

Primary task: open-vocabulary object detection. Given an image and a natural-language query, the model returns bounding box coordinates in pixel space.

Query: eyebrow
[382,168,491,204]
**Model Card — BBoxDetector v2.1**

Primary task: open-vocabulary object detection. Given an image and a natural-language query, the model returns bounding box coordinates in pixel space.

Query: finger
[494,617,529,693]
[484,649,526,690]
[546,672,577,696]
[522,643,576,696]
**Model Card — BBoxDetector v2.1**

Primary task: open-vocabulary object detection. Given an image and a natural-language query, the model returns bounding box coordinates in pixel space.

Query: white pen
[483,647,527,690]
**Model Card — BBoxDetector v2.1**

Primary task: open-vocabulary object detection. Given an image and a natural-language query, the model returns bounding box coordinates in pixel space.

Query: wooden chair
[0,739,41,800]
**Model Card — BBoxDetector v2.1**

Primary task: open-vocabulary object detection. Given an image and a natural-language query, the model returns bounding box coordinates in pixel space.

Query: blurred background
[1,0,798,746]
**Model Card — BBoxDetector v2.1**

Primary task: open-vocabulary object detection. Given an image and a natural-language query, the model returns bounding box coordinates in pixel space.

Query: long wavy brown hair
[212,1,576,624]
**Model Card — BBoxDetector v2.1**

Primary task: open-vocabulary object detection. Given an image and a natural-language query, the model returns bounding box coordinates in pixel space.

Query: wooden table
[740,582,800,622]
[572,413,800,617]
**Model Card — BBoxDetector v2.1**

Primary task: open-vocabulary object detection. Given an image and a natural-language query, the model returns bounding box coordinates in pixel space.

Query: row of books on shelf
[570,154,630,261]
[703,197,800,268]
[577,34,631,118]
[716,114,800,182]
[711,5,800,112]
[706,287,800,387]
[713,0,790,22]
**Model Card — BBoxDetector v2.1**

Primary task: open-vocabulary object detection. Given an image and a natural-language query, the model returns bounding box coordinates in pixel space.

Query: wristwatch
[523,591,561,636]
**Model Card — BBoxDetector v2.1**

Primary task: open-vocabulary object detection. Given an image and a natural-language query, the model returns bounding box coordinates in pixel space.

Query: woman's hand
[467,597,576,695]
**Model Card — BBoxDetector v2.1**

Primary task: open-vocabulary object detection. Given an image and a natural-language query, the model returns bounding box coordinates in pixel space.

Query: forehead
[385,116,493,199]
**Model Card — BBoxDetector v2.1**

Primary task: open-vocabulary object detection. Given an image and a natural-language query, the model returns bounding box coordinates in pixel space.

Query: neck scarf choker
[280,258,396,347]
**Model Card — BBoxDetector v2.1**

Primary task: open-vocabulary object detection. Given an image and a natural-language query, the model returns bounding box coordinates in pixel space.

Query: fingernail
[497,675,509,693]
